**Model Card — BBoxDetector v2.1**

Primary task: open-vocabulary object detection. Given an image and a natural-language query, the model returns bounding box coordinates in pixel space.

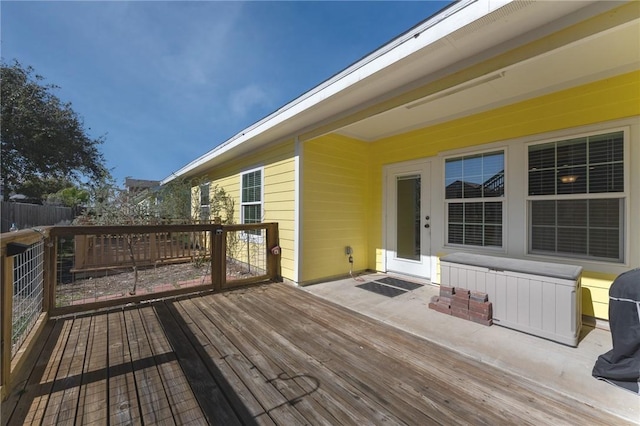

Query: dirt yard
[55,260,257,306]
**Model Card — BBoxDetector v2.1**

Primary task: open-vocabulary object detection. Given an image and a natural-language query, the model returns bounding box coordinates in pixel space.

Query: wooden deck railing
[0,222,280,400]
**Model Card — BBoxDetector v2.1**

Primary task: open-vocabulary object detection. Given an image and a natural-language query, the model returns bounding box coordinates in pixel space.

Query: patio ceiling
[336,15,639,141]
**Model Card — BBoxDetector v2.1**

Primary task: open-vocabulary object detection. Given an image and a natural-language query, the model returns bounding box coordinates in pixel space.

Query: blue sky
[2,1,450,187]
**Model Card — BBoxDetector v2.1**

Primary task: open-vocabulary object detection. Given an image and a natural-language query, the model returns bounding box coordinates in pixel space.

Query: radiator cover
[440,253,582,347]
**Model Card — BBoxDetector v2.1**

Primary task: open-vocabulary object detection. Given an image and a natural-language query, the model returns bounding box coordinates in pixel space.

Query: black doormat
[375,277,423,291]
[356,281,408,298]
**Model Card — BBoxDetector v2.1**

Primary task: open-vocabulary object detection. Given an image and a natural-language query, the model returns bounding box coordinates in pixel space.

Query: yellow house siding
[215,175,241,222]
[582,271,619,320]
[264,154,296,281]
[371,71,639,166]
[301,134,370,283]
[196,140,297,281]
[367,73,639,320]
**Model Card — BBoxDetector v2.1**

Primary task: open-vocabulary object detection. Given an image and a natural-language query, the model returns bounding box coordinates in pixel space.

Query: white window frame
[443,148,506,251]
[240,167,264,241]
[525,127,628,264]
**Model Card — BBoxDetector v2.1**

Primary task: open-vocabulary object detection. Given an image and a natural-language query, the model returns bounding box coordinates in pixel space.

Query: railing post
[1,252,14,399]
[266,223,281,282]
[43,235,57,313]
[211,226,225,291]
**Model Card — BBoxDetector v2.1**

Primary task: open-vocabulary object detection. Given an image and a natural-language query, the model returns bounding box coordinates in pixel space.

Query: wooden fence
[0,202,76,233]
[72,230,211,273]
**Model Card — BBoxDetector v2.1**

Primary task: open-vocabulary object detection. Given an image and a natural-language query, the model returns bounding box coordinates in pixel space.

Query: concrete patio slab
[301,273,640,424]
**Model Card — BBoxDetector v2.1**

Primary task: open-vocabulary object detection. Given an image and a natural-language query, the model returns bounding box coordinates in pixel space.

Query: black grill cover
[592,268,640,394]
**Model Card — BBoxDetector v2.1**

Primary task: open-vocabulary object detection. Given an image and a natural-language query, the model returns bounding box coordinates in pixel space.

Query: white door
[385,161,431,279]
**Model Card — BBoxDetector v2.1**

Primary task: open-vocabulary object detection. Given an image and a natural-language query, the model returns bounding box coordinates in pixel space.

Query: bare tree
[76,178,235,294]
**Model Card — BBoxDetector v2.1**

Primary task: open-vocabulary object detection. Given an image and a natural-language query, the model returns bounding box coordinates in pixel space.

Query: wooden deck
[1,283,628,425]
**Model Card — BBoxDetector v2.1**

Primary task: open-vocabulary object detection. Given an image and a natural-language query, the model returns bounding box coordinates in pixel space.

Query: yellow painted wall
[582,271,618,320]
[197,140,297,281]
[363,71,639,320]
[301,134,371,283]
[189,73,637,318]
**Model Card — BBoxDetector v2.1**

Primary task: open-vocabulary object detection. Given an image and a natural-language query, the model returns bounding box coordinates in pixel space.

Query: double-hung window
[199,182,210,222]
[527,131,624,262]
[241,168,263,234]
[445,151,505,247]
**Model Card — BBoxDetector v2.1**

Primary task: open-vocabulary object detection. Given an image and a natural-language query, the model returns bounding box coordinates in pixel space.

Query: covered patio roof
[162,0,638,183]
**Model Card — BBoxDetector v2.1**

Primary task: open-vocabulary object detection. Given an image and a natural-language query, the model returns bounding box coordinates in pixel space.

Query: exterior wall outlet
[345,246,353,255]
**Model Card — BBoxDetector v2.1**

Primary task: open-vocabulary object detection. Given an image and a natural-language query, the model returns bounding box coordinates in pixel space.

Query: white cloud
[229,84,271,118]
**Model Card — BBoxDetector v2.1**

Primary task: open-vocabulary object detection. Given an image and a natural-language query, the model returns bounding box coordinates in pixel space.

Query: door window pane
[396,176,420,261]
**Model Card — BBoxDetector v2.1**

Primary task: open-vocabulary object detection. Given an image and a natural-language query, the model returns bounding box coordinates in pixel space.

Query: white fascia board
[161,0,525,185]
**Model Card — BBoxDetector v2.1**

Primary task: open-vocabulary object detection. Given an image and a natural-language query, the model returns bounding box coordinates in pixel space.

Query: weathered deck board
[138,306,204,425]
[233,287,473,424]
[123,308,175,424]
[207,292,401,425]
[107,309,141,426]
[3,320,68,425]
[169,298,275,425]
[184,296,339,425]
[153,302,241,425]
[2,283,632,426]
[41,316,92,425]
[182,298,310,426]
[262,284,610,425]
[76,314,108,424]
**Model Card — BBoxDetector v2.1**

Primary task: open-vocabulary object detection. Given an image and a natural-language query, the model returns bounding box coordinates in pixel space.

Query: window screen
[528,132,623,196]
[528,131,624,262]
[200,183,210,221]
[241,169,262,233]
[242,171,262,204]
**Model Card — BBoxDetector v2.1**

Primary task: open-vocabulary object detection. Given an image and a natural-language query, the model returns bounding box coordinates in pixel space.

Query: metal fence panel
[11,240,44,357]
